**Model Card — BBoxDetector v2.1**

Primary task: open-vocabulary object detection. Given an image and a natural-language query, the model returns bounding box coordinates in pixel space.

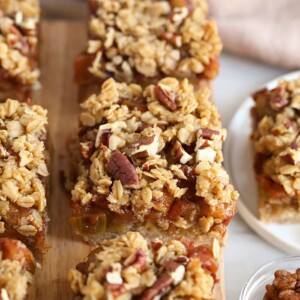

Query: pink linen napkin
[209,0,300,68]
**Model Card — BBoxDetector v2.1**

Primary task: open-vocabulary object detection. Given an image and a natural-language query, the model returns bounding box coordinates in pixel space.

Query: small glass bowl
[239,255,300,300]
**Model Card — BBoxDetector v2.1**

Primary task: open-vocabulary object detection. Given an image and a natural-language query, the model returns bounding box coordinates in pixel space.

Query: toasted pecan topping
[107,150,140,189]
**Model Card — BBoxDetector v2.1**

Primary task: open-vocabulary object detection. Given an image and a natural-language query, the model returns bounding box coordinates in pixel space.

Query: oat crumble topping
[0,99,48,239]
[76,0,222,85]
[71,78,238,241]
[69,231,218,299]
[252,78,300,213]
[0,238,34,300]
[0,0,40,85]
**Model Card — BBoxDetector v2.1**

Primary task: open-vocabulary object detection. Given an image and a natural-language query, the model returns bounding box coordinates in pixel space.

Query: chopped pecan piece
[127,135,159,158]
[107,150,140,189]
[270,87,288,110]
[196,147,216,163]
[80,142,94,160]
[141,272,173,300]
[172,140,192,164]
[155,84,177,112]
[124,249,147,273]
[199,128,219,140]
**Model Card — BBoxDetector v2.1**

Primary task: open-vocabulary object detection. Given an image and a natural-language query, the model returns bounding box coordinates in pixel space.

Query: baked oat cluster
[252,78,300,222]
[264,269,300,300]
[0,238,35,300]
[0,0,40,86]
[69,231,218,300]
[0,99,48,245]
[76,0,222,86]
[71,77,238,241]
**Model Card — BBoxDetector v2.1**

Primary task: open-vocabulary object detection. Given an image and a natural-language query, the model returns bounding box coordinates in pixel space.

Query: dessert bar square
[252,78,300,222]
[71,77,238,244]
[75,0,222,100]
[0,0,40,101]
[0,99,49,257]
[69,231,222,299]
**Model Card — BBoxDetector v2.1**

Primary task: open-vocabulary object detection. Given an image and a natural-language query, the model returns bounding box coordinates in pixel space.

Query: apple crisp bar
[0,0,40,101]
[71,77,238,244]
[252,78,300,222]
[75,0,222,99]
[69,231,221,300]
[0,238,35,300]
[0,99,49,257]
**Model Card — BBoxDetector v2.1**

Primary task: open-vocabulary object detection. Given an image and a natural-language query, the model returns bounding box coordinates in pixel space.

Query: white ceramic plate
[224,70,300,254]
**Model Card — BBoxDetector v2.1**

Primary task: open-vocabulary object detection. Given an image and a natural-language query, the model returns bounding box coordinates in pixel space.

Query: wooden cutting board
[27,20,226,299]
[28,20,91,300]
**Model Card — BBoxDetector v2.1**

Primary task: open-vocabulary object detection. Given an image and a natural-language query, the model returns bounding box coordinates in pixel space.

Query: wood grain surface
[26,20,225,299]
[28,20,91,300]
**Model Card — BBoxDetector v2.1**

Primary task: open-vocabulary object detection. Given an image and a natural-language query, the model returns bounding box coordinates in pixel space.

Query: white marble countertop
[215,52,293,299]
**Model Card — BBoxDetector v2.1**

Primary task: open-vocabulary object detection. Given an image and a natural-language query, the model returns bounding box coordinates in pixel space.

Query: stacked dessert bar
[0,0,40,101]
[69,0,238,299]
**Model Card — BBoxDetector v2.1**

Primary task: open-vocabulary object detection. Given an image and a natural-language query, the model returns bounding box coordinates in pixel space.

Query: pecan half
[155,84,177,112]
[172,140,192,164]
[199,128,219,140]
[107,150,140,189]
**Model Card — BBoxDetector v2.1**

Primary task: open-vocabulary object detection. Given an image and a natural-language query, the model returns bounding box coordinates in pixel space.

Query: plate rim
[224,70,300,254]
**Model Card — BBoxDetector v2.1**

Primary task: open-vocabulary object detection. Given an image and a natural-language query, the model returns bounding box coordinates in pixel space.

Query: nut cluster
[77,0,222,84]
[252,78,300,212]
[69,232,218,299]
[264,269,300,300]
[0,0,40,85]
